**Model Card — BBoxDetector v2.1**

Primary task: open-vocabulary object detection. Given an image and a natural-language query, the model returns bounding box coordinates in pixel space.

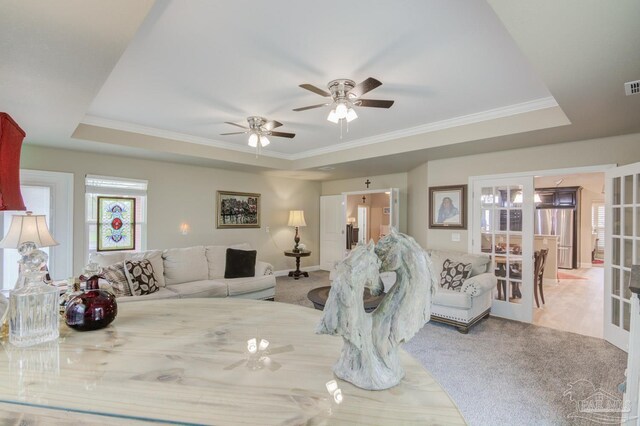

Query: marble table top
[0,298,465,425]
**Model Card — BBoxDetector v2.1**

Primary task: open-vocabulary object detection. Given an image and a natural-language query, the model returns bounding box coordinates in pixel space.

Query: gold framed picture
[216,191,260,229]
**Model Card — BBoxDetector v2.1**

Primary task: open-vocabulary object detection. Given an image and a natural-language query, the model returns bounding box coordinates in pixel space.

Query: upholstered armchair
[426,250,496,333]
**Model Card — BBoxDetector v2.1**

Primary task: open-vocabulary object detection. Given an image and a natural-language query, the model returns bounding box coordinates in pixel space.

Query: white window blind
[85,175,148,263]
[592,203,605,255]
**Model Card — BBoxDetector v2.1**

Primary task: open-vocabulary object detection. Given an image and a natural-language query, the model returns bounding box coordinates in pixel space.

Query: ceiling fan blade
[224,121,249,129]
[349,77,383,98]
[356,99,395,108]
[299,84,331,97]
[219,131,248,135]
[262,120,283,131]
[293,103,330,112]
[269,131,296,139]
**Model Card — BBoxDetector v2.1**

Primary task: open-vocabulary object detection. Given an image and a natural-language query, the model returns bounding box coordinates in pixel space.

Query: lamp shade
[0,212,58,248]
[287,210,306,227]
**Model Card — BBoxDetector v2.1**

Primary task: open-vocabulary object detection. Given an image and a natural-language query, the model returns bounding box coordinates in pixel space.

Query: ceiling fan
[220,116,295,148]
[293,77,394,124]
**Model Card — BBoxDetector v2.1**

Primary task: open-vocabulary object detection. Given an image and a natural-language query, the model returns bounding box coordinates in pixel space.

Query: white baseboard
[274,265,321,277]
[580,262,594,269]
[543,278,558,286]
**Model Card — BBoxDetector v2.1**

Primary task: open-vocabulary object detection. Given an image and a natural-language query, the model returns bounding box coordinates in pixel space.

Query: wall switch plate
[452,233,461,242]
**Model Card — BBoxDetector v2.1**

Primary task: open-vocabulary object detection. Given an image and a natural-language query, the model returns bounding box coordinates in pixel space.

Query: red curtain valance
[0,112,27,211]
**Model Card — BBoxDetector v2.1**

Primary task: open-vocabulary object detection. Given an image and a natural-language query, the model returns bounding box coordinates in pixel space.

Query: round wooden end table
[307,286,387,313]
[284,250,311,280]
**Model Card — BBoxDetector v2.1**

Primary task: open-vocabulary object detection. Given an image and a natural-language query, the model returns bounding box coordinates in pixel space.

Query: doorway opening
[531,172,605,338]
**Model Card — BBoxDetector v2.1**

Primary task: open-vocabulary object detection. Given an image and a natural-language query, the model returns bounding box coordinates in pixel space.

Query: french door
[605,162,640,351]
[472,176,535,323]
[319,195,345,271]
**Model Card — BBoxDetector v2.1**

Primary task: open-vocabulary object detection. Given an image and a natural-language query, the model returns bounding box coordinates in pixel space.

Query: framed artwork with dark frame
[97,196,136,251]
[429,185,467,229]
[216,191,261,229]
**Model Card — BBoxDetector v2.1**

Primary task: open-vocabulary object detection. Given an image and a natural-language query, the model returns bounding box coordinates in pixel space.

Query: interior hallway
[533,267,604,338]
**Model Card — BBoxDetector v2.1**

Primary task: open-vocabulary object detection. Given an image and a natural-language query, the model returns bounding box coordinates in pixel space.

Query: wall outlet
[265,226,270,233]
[452,233,461,242]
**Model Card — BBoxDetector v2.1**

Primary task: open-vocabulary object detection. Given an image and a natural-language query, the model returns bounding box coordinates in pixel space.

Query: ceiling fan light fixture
[327,109,340,123]
[259,135,270,147]
[345,107,358,123]
[248,132,259,147]
[335,102,348,119]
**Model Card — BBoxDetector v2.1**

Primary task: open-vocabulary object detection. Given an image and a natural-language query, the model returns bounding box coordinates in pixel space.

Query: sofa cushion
[163,246,208,285]
[102,262,131,297]
[124,259,160,296]
[127,250,165,287]
[115,287,180,303]
[205,243,252,279]
[167,280,228,298]
[218,275,276,296]
[225,248,257,278]
[432,287,472,309]
[427,250,490,277]
[90,252,126,268]
[91,250,165,287]
[439,259,472,291]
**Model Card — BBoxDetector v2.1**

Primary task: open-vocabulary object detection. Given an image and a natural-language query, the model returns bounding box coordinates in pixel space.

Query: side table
[284,250,311,280]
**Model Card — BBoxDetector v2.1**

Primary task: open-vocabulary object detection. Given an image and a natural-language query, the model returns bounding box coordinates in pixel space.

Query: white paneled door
[605,162,640,351]
[472,176,535,323]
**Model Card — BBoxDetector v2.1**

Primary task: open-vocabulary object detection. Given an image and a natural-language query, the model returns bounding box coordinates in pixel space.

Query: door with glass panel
[472,177,534,322]
[605,162,640,351]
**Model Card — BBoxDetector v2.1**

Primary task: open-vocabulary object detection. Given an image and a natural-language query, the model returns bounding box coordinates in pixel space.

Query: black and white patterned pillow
[102,262,131,297]
[124,259,159,296]
[439,259,472,291]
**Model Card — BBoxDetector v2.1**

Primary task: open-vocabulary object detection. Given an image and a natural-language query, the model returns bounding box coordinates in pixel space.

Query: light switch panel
[452,233,461,242]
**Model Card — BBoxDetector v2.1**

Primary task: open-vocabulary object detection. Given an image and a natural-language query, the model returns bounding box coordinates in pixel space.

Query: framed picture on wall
[97,196,136,251]
[383,207,391,215]
[216,191,261,228]
[428,185,467,229]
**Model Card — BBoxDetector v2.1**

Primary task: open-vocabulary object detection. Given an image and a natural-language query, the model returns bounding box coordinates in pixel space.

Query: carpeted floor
[275,271,627,426]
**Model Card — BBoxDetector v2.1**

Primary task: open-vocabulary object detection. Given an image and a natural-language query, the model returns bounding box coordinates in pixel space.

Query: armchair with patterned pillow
[426,249,496,333]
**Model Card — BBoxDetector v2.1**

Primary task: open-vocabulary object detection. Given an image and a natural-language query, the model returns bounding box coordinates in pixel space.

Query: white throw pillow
[205,243,252,279]
[162,246,208,285]
[90,252,126,268]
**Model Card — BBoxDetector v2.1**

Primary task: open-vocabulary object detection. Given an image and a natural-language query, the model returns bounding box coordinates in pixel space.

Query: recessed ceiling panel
[85,0,553,155]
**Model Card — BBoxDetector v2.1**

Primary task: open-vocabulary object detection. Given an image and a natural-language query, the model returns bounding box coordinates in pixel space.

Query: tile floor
[533,266,604,338]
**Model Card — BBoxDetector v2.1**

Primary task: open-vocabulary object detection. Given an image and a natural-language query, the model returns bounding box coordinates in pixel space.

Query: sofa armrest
[255,260,274,276]
[460,272,496,297]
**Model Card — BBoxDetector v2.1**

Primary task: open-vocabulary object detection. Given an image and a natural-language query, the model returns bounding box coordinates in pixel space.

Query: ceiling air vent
[625,80,640,96]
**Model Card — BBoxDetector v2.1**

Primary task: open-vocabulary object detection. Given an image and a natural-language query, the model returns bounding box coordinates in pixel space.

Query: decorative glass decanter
[8,242,60,347]
[65,267,117,332]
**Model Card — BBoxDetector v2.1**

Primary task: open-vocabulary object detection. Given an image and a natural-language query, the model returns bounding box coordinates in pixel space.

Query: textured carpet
[275,271,627,426]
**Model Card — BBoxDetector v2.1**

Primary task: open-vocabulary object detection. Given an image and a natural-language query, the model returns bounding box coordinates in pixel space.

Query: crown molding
[80,116,292,160]
[82,97,558,163]
[288,97,559,160]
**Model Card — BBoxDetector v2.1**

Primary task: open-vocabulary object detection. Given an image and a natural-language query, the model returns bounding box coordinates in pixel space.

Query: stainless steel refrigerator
[534,208,575,269]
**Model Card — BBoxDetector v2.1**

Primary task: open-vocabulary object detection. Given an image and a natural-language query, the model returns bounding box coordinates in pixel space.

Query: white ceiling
[84,0,553,157]
[1,0,639,179]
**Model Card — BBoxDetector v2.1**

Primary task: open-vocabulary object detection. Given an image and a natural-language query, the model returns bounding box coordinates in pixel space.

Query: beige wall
[20,145,321,275]
[321,172,408,233]
[415,132,640,251]
[407,162,429,248]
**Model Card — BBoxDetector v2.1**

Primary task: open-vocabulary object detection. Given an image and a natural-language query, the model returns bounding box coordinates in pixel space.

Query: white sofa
[427,250,496,333]
[90,244,275,303]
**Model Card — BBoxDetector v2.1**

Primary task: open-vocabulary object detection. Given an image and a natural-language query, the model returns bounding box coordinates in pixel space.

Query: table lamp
[0,212,59,346]
[287,210,306,252]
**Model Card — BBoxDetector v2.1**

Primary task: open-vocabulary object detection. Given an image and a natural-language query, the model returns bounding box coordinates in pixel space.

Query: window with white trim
[85,175,147,263]
[592,202,605,259]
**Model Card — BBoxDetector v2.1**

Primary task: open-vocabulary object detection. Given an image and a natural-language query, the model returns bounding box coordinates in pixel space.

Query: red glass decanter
[65,274,117,331]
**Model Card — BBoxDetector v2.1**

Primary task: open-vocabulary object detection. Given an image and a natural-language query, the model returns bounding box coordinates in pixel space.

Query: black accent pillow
[225,248,257,278]
[439,259,472,291]
[124,259,159,296]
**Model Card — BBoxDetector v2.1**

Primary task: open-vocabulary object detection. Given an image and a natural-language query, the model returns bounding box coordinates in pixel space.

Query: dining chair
[534,248,549,308]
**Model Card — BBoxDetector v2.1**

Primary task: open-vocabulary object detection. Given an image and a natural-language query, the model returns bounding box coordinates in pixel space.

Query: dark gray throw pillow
[439,259,472,291]
[225,248,257,278]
